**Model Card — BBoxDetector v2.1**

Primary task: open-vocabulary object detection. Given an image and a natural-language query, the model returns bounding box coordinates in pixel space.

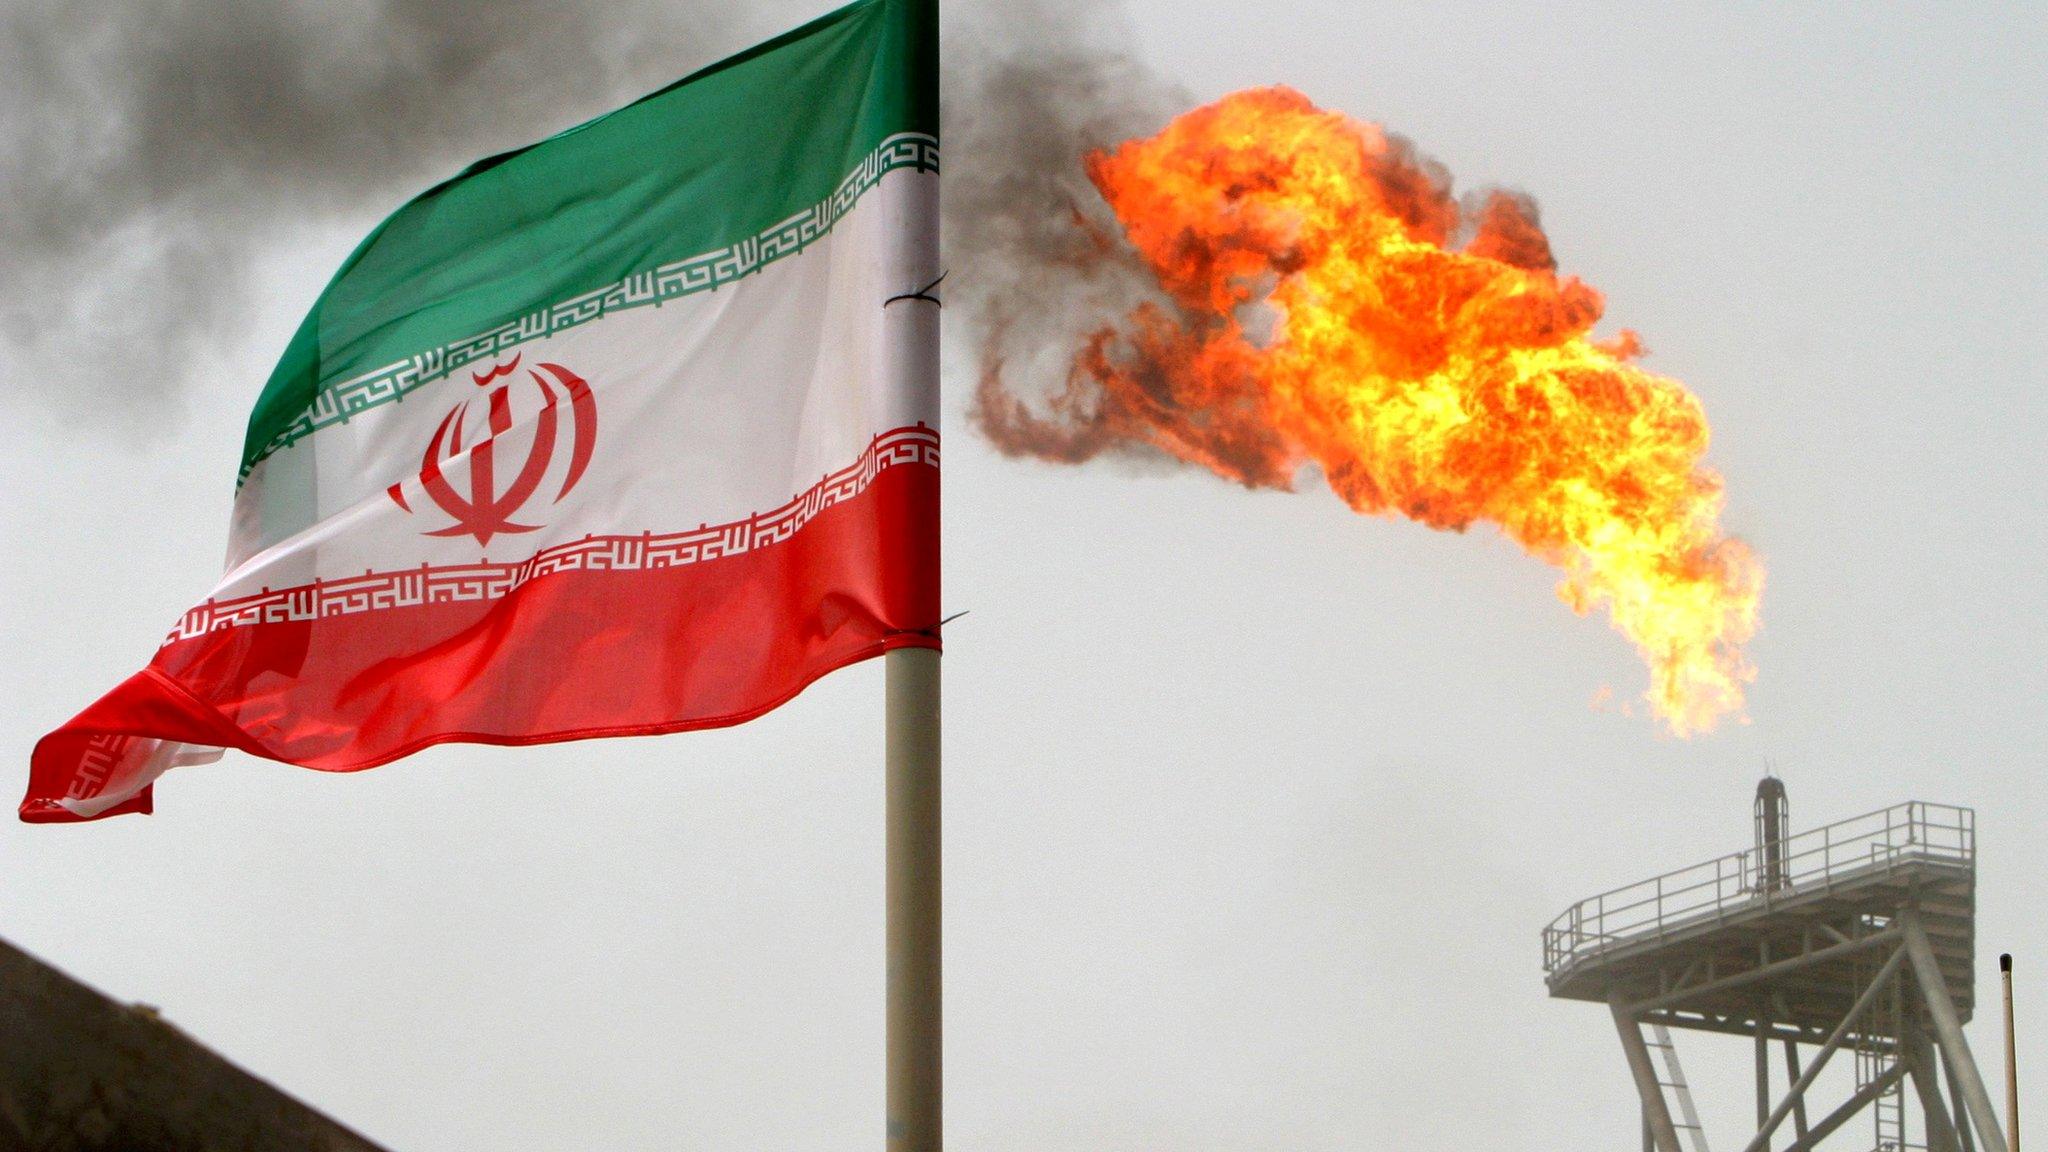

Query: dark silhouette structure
[0,936,388,1151]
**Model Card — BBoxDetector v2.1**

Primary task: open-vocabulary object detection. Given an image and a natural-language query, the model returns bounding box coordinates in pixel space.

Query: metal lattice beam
[1739,943,1907,1152]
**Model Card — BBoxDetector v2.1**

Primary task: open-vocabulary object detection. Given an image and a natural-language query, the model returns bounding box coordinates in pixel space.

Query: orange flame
[975,87,1763,735]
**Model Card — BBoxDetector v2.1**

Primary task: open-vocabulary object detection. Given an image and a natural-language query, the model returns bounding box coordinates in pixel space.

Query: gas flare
[974,86,1763,735]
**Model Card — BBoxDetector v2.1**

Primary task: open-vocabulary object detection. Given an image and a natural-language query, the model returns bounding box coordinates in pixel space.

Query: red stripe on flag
[22,458,938,822]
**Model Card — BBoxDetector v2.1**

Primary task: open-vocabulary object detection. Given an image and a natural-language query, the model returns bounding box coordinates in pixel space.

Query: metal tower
[1544,782,2008,1152]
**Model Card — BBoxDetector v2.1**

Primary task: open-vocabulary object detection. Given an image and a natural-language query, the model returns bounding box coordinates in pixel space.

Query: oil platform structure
[1544,780,2009,1152]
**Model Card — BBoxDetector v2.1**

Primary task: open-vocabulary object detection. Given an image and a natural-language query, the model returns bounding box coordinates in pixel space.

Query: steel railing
[1542,801,1973,976]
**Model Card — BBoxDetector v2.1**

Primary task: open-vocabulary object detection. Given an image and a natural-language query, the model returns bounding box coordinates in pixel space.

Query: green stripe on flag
[240,0,937,481]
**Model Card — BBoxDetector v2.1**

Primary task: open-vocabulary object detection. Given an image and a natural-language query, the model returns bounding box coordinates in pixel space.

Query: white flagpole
[886,0,942,1137]
[887,646,941,1152]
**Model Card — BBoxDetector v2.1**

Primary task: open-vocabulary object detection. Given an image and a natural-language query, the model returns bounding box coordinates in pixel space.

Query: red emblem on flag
[387,355,599,546]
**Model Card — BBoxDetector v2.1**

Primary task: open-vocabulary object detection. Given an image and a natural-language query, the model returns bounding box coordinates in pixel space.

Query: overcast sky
[2,1,2044,1149]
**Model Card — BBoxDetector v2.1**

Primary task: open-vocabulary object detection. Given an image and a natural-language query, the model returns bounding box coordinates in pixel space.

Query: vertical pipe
[2004,954,2019,1152]
[1903,913,2008,1152]
[1755,777,1789,892]
[887,647,942,1152]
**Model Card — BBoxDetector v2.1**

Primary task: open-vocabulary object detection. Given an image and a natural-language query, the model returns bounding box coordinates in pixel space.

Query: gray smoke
[941,0,1186,465]
[0,0,734,432]
[0,0,1179,438]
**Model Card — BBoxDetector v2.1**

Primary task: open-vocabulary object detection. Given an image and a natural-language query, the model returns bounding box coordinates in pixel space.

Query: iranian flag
[23,0,940,822]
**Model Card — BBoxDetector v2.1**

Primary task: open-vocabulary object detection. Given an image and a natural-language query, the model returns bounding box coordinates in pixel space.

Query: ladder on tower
[1646,1023,1712,1152]
[1858,1044,1911,1152]
[1854,934,1921,1152]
